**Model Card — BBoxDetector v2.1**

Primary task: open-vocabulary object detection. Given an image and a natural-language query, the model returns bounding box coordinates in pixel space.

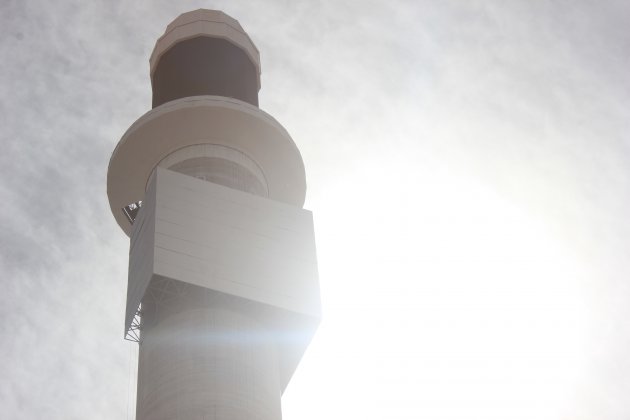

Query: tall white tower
[107,10,320,420]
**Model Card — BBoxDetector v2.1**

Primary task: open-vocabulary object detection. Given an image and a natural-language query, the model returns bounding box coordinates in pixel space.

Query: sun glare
[285,159,588,420]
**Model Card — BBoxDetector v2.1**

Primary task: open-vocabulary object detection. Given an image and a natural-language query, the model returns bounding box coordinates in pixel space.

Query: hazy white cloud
[1,1,629,419]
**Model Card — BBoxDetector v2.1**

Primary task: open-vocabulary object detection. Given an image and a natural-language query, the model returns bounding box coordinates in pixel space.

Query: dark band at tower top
[150,10,261,108]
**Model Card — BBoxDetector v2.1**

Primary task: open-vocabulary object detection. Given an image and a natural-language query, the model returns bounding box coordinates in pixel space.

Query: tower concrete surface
[106,9,320,420]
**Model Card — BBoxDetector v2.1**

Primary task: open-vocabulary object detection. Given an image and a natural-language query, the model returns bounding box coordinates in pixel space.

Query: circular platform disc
[107,96,306,236]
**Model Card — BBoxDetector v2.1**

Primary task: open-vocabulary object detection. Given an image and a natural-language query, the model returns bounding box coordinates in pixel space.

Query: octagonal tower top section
[149,9,261,108]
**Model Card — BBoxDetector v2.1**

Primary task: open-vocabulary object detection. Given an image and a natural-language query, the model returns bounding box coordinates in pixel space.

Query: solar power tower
[106,9,320,420]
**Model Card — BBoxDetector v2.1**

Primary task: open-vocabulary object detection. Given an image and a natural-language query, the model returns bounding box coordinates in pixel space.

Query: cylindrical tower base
[136,283,282,420]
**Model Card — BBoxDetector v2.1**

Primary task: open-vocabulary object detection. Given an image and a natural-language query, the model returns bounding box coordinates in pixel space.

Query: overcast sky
[1,1,629,419]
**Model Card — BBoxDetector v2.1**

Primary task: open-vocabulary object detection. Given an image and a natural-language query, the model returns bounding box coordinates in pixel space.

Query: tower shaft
[137,284,281,419]
[106,10,320,420]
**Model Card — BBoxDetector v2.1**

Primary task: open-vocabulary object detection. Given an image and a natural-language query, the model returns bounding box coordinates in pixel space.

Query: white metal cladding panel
[152,168,320,317]
[154,165,313,237]
[154,205,316,263]
[126,174,157,333]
